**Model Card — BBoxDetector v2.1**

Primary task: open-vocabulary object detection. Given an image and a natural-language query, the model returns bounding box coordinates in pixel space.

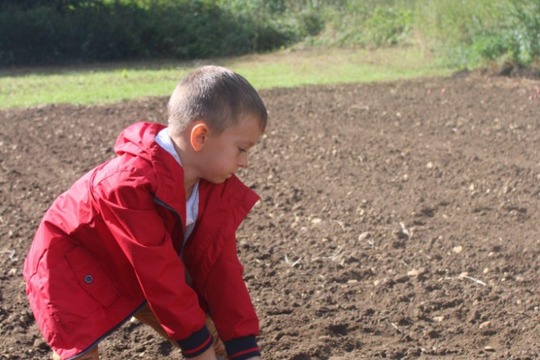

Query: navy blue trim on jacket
[225,336,261,360]
[177,325,213,358]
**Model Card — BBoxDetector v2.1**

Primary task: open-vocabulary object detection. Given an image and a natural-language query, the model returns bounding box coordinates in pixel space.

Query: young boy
[23,65,267,360]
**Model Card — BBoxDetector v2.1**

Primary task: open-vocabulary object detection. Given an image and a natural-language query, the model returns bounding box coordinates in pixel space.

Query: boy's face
[197,115,263,184]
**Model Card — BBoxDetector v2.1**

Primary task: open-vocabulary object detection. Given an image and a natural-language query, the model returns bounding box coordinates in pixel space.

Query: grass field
[0,46,454,109]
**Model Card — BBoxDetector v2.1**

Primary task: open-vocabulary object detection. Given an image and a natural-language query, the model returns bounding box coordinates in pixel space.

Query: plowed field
[1,74,539,359]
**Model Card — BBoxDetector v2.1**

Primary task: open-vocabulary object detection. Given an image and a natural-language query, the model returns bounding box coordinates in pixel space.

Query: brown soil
[1,74,539,360]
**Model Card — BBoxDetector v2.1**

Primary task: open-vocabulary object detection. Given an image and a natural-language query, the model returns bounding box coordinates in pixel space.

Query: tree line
[1,0,539,72]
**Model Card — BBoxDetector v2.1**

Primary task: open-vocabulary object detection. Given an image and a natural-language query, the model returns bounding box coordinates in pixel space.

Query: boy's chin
[206,176,230,184]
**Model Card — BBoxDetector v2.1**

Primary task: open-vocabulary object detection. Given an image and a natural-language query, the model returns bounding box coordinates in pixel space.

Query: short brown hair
[167,65,267,135]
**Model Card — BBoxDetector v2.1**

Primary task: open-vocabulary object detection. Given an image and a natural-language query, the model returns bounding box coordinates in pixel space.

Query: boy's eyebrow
[240,140,256,147]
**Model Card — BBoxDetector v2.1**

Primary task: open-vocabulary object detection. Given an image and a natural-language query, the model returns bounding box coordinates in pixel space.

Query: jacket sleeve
[203,234,261,360]
[95,174,212,357]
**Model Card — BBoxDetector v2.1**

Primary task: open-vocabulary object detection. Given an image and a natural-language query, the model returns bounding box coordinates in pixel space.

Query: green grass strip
[0,47,453,109]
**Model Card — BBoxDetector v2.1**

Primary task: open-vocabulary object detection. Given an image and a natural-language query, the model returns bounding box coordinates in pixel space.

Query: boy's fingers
[205,316,227,359]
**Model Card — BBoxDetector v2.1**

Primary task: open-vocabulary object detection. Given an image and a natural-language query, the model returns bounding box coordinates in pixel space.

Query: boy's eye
[239,147,247,153]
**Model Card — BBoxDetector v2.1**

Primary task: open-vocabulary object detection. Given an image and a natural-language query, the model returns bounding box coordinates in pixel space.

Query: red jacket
[23,122,260,359]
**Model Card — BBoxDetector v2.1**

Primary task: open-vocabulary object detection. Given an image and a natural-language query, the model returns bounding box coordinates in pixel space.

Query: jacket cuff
[176,325,213,358]
[224,336,261,360]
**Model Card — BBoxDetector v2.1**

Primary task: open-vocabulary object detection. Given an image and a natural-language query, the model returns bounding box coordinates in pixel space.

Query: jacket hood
[114,121,165,160]
[112,121,187,219]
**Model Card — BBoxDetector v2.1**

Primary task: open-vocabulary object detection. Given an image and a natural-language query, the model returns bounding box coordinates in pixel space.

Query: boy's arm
[202,235,261,360]
[189,176,262,359]
[96,181,212,356]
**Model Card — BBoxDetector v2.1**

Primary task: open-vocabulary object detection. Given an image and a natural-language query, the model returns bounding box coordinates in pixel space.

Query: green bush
[0,1,158,65]
[511,0,540,65]
[364,7,412,46]
[0,0,308,66]
[414,0,540,69]
[303,0,414,48]
[1,0,538,72]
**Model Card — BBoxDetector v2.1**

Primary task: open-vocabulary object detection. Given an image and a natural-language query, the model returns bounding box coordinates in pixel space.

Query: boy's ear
[190,123,209,151]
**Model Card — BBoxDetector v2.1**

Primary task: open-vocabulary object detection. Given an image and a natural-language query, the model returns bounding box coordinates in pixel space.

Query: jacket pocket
[65,246,119,308]
[27,244,120,338]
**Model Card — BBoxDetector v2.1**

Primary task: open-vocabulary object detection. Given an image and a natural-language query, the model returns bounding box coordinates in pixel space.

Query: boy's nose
[238,154,248,168]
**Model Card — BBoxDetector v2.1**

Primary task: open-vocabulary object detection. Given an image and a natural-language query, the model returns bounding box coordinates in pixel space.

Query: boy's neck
[170,134,199,198]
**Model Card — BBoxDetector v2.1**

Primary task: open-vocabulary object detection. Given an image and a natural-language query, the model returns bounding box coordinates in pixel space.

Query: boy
[23,66,267,360]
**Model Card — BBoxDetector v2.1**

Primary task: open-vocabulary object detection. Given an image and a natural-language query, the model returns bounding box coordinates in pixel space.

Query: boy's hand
[188,347,217,360]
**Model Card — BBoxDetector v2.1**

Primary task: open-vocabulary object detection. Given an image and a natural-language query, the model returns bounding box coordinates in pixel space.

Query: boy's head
[167,66,267,136]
